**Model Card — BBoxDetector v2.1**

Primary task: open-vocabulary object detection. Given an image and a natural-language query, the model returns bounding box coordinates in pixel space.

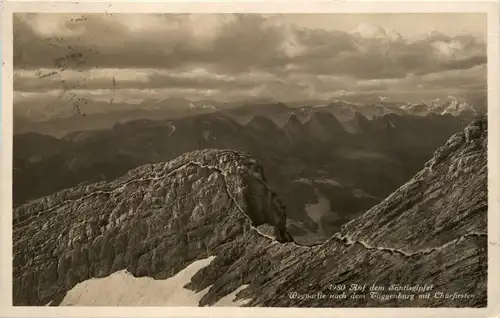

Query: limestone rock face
[13,149,293,306]
[226,117,487,307]
[343,116,487,252]
[13,118,487,307]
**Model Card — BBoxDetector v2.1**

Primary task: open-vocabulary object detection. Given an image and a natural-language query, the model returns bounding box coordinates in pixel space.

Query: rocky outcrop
[13,149,293,306]
[13,118,487,307]
[232,117,487,307]
[340,117,487,252]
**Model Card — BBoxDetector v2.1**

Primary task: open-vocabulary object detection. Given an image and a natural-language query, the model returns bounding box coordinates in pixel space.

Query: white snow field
[60,256,251,306]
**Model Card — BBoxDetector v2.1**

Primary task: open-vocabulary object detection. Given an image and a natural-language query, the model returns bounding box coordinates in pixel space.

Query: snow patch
[293,178,343,188]
[441,100,475,116]
[315,178,344,188]
[352,189,378,199]
[213,284,251,306]
[305,189,330,235]
[202,131,211,141]
[201,104,217,110]
[293,178,313,186]
[168,123,176,136]
[59,256,216,306]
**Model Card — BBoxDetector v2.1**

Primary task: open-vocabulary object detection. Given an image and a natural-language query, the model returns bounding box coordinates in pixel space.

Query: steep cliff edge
[340,117,487,251]
[229,117,486,307]
[13,149,293,306]
[13,119,487,307]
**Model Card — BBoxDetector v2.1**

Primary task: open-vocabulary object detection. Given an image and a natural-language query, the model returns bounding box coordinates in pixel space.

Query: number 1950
[328,284,346,291]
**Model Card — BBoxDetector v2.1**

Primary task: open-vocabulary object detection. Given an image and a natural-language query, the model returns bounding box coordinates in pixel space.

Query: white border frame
[1,1,499,318]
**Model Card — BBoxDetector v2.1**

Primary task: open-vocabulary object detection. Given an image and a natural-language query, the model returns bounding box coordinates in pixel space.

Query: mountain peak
[245,115,279,130]
[428,116,486,169]
[284,112,301,125]
[13,149,293,305]
[341,117,487,253]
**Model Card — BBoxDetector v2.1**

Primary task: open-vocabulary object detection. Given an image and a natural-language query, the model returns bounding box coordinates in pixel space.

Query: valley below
[12,110,488,307]
[13,104,469,240]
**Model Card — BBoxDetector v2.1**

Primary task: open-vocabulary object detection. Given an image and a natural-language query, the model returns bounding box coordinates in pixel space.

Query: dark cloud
[14,13,486,77]
[290,31,486,79]
[13,14,291,74]
[13,13,487,103]
[13,69,268,92]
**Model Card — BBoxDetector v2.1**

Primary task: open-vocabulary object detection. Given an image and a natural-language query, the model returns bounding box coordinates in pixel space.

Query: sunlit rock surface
[14,119,487,307]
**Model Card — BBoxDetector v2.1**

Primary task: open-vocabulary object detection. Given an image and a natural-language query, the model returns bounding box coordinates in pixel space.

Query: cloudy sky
[14,13,487,108]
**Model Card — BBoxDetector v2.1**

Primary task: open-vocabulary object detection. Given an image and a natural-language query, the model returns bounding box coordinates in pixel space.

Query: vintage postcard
[1,1,499,318]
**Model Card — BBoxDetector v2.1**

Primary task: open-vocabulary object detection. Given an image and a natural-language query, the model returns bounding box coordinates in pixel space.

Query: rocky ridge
[13,111,466,241]
[13,149,293,305]
[13,118,487,307]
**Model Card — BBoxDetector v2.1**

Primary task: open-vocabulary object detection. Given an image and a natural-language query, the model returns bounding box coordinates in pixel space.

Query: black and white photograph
[4,6,495,312]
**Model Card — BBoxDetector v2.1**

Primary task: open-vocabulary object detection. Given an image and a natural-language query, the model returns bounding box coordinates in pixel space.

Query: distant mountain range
[14,97,482,137]
[13,108,469,241]
[398,99,479,117]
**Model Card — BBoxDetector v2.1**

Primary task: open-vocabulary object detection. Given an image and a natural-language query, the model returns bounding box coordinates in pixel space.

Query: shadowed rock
[13,119,487,307]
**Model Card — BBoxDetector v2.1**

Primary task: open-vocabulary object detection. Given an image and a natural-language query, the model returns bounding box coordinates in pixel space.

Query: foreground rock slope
[13,118,487,307]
